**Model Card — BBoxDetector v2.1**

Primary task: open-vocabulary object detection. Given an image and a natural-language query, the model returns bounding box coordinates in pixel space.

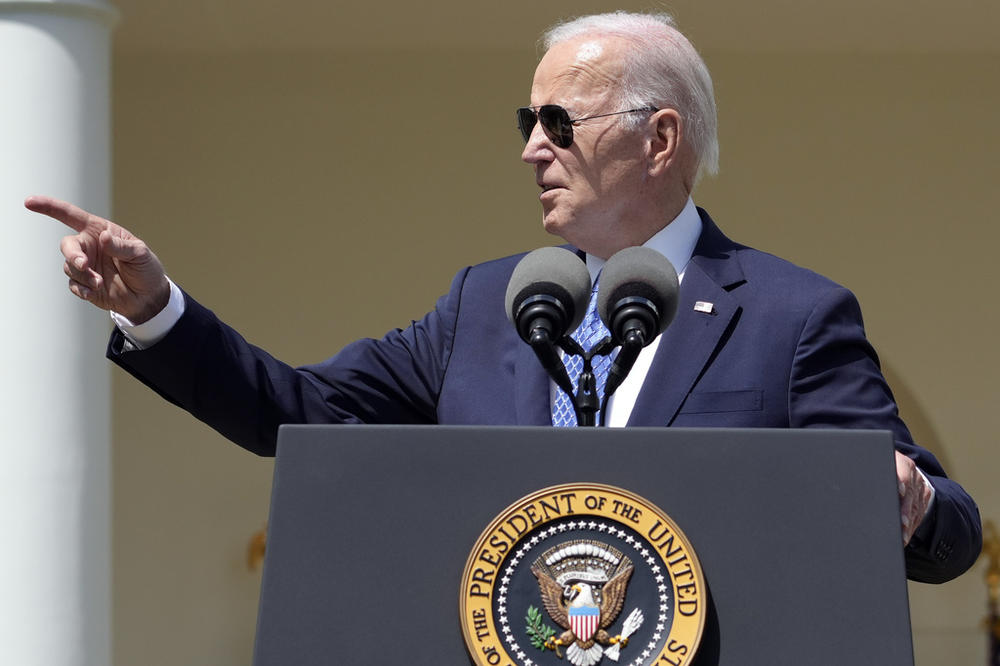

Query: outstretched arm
[25,195,170,324]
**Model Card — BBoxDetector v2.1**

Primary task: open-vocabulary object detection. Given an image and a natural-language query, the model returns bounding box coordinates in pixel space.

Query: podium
[252,426,914,666]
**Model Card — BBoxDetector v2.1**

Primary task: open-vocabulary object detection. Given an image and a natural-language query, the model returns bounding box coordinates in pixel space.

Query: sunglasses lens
[538,105,573,148]
[516,107,536,143]
[516,106,574,148]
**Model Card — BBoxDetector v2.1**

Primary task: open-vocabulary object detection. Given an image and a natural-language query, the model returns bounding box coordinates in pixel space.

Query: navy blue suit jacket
[109,210,980,582]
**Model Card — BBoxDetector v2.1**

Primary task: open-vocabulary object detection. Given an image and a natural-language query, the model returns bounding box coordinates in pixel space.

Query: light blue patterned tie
[552,279,612,427]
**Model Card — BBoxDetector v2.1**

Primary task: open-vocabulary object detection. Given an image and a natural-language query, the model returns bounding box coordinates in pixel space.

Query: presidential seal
[460,483,705,666]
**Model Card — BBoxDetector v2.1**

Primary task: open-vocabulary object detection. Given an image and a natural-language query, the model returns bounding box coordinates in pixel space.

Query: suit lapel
[627,210,746,427]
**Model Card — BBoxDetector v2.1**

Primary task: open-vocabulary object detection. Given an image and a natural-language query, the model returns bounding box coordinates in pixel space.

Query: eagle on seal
[530,556,634,666]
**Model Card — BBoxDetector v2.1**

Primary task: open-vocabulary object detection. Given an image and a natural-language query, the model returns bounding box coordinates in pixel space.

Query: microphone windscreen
[596,246,679,337]
[505,247,591,336]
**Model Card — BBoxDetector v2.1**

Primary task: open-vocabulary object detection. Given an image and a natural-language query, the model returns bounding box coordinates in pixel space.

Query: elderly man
[27,12,979,583]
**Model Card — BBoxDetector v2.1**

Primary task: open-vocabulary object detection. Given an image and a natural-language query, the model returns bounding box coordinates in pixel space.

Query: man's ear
[646,108,682,177]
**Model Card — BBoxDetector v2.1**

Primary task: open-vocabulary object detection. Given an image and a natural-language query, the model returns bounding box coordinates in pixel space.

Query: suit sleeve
[107,268,470,456]
[788,286,982,583]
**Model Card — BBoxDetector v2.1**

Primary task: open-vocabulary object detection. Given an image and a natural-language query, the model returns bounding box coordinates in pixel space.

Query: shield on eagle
[568,603,600,642]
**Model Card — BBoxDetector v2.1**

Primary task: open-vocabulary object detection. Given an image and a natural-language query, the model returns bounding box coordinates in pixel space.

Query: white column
[0,1,118,664]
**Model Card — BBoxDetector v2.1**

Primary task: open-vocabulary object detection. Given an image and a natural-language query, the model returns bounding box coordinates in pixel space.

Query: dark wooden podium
[252,426,914,666]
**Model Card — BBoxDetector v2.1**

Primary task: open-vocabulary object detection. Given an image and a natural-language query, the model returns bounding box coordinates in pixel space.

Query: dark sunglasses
[516,104,658,148]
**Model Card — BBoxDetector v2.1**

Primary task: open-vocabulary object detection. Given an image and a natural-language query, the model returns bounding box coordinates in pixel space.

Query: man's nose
[521,122,555,164]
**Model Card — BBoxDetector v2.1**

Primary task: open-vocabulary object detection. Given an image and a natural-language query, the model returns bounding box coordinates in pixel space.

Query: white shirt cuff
[917,467,936,520]
[109,278,185,350]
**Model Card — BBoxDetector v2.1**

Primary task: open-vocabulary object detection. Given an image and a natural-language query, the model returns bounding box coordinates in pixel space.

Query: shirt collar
[584,197,702,284]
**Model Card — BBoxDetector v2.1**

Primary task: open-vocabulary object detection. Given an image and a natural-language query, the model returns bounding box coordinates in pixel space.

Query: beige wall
[111,48,1000,664]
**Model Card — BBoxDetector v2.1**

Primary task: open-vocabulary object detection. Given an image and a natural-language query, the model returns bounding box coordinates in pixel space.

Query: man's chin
[542,217,586,251]
[541,213,567,239]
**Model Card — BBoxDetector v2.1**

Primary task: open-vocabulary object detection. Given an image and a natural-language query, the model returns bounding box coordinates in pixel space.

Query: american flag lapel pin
[694,301,715,314]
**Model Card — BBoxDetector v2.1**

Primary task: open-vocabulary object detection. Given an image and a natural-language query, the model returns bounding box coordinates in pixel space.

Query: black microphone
[596,246,679,399]
[505,247,591,397]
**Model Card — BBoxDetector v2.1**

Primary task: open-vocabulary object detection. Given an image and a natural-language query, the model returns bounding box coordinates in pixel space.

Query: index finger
[24,195,104,233]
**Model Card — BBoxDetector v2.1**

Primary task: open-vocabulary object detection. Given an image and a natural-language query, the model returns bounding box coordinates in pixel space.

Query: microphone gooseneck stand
[557,336,615,427]
[555,325,649,427]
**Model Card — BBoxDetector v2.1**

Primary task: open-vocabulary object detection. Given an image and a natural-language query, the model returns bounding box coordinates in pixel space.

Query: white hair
[543,11,720,182]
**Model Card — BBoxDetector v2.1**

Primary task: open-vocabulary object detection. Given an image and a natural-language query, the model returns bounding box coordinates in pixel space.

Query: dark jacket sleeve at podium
[107,209,981,583]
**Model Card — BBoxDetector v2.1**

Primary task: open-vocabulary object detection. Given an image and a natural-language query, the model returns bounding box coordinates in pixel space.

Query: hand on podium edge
[896,449,933,546]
